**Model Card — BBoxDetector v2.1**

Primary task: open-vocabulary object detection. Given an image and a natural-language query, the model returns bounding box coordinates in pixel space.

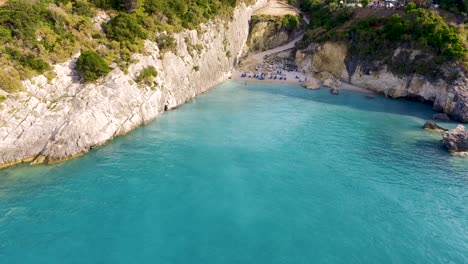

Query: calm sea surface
[0,81,467,263]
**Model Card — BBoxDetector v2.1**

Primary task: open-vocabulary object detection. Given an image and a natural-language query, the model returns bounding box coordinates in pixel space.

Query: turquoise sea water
[0,81,467,263]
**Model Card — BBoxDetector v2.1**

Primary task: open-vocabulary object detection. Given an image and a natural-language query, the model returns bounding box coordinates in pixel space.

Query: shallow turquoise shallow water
[0,81,467,263]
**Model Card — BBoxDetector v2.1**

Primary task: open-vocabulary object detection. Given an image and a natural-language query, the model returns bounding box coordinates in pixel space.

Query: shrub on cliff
[90,0,122,10]
[406,2,417,11]
[156,34,177,54]
[0,0,47,46]
[0,70,21,93]
[135,66,158,86]
[76,51,111,82]
[105,13,147,43]
[143,0,242,29]
[5,48,50,74]
[21,54,50,74]
[72,0,96,17]
[303,2,353,30]
[346,9,467,60]
[407,8,467,58]
[281,14,300,31]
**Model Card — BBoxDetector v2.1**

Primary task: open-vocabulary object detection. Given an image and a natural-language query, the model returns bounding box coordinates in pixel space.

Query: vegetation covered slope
[247,13,304,51]
[0,0,255,90]
[294,0,468,82]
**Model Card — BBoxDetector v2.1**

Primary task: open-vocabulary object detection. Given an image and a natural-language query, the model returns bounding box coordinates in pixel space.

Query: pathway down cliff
[238,0,306,73]
[243,1,468,123]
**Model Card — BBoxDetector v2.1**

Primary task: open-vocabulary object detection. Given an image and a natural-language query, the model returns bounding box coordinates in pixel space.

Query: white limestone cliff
[295,42,468,122]
[0,0,268,168]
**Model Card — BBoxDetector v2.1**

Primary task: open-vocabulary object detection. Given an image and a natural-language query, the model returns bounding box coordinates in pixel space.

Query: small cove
[0,81,467,263]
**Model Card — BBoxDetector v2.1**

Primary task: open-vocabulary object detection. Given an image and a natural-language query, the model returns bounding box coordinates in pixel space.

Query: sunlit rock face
[0,0,268,167]
[295,42,468,123]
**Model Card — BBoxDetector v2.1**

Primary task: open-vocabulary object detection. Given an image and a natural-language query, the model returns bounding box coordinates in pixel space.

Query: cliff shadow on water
[243,82,440,121]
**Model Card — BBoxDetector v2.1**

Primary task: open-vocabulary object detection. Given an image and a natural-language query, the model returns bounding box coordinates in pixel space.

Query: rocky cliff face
[295,42,468,122]
[443,125,468,154]
[0,0,268,168]
[245,15,303,53]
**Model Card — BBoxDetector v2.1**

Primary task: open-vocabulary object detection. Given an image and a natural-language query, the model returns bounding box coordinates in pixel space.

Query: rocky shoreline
[238,15,467,156]
[295,42,468,123]
[0,0,268,169]
[443,125,468,155]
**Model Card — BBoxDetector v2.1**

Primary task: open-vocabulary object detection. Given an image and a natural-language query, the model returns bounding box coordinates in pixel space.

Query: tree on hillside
[281,14,300,31]
[105,13,147,42]
[76,51,111,81]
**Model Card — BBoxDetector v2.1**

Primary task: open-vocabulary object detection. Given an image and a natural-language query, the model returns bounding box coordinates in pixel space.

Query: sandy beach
[231,70,376,94]
[232,69,308,85]
[235,0,375,95]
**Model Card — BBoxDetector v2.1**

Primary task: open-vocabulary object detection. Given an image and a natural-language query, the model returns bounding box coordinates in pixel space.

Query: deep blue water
[0,81,467,263]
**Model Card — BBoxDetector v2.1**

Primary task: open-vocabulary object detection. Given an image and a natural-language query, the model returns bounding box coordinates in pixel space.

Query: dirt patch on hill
[255,0,299,16]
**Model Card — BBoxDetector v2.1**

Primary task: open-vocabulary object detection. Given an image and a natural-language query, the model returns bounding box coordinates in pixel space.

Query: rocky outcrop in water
[295,42,468,123]
[0,0,268,168]
[423,120,448,132]
[442,125,468,154]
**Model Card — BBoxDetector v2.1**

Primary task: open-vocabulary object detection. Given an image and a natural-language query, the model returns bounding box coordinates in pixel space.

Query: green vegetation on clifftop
[0,0,255,89]
[251,13,304,32]
[296,0,468,81]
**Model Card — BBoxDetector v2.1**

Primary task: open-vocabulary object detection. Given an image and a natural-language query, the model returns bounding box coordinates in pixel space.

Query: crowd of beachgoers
[240,68,296,81]
[235,66,311,85]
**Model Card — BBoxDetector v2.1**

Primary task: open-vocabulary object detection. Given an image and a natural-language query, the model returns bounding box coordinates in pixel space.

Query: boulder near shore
[423,120,448,132]
[442,125,468,154]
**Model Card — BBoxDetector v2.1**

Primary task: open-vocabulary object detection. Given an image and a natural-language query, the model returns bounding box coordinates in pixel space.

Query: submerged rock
[442,125,468,153]
[330,88,339,95]
[423,120,448,132]
[432,113,451,121]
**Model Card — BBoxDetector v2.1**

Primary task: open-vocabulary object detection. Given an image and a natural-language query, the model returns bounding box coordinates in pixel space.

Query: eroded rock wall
[0,0,268,168]
[295,42,468,122]
[245,15,303,53]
